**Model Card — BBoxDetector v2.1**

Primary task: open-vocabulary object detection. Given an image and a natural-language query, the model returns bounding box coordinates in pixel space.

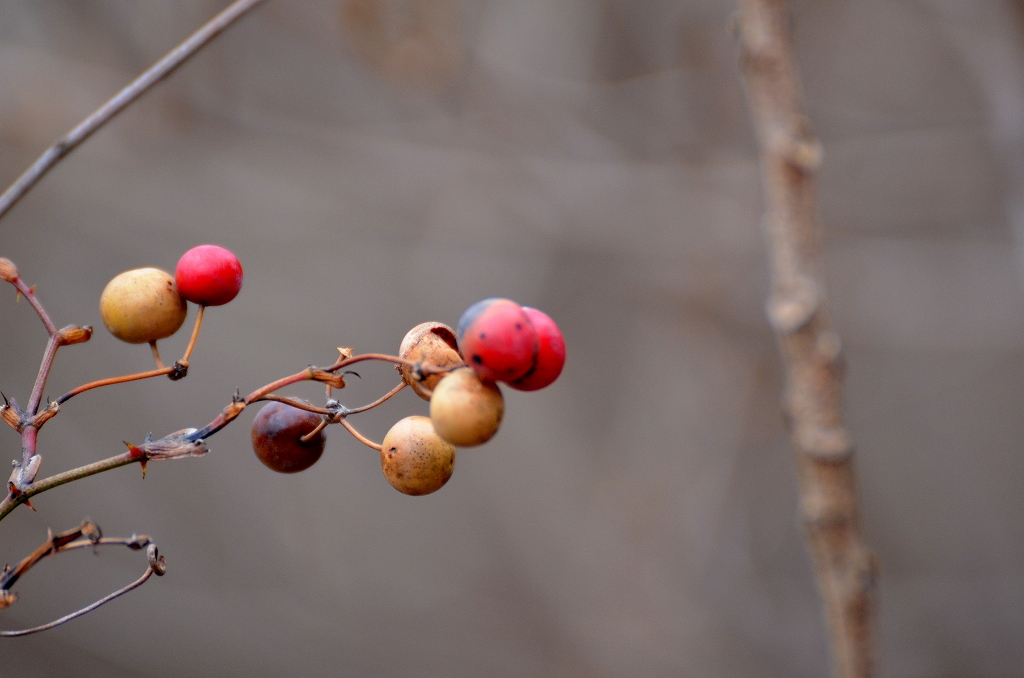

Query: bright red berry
[456,298,538,382]
[508,307,565,391]
[175,244,243,306]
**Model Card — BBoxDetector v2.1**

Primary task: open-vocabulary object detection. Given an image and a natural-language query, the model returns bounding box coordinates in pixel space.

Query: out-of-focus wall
[0,1,1022,676]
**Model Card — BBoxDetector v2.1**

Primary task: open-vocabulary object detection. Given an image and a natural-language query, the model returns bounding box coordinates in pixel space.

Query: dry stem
[735,2,876,678]
[0,520,165,637]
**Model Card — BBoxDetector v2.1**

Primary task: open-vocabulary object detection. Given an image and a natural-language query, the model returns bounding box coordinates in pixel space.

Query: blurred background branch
[736,1,874,676]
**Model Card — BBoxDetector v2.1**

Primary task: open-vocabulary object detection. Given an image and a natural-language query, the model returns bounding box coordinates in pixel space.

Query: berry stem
[299,418,329,443]
[55,367,176,405]
[343,380,406,416]
[179,305,205,366]
[338,419,382,452]
[149,341,166,370]
[0,0,267,224]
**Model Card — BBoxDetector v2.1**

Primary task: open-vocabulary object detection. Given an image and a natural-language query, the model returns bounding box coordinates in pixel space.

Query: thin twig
[735,3,876,678]
[0,524,165,637]
[0,0,267,224]
[7,276,57,337]
[0,567,157,637]
[257,394,333,415]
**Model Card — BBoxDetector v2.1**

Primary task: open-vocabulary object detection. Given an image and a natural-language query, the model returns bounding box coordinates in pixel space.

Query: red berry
[456,298,538,382]
[175,244,243,306]
[508,307,565,391]
[251,401,325,473]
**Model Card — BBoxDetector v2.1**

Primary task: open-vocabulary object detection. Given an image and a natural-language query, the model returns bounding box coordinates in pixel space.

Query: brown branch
[0,452,138,522]
[735,3,876,678]
[1,356,418,521]
[0,0,267,224]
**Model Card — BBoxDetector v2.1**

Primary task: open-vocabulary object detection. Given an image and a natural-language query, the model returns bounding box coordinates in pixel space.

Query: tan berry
[429,367,503,447]
[99,268,187,344]
[398,321,462,400]
[380,415,456,495]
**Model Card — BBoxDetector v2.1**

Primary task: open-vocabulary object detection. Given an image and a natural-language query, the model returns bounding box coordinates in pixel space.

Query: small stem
[344,381,406,416]
[339,419,382,451]
[179,305,205,366]
[56,367,175,405]
[149,341,166,370]
[27,336,60,415]
[0,0,268,224]
[299,418,329,443]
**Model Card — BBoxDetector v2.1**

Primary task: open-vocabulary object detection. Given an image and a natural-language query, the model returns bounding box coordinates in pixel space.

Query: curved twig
[0,521,165,637]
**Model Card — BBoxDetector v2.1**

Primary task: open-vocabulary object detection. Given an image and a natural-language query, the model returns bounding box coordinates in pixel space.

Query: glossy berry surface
[456,298,538,382]
[251,401,325,473]
[508,307,565,391]
[429,367,504,447]
[380,415,456,495]
[99,267,187,344]
[398,322,463,401]
[175,244,243,307]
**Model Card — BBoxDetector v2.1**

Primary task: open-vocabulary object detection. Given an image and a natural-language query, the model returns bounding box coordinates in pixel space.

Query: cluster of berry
[253,298,565,497]
[380,298,566,496]
[95,246,564,499]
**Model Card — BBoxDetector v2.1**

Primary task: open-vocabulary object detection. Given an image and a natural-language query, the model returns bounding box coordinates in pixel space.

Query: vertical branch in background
[734,2,876,678]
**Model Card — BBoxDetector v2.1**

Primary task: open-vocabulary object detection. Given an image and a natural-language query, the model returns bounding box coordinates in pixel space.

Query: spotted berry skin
[508,307,565,391]
[251,401,325,473]
[380,415,455,495]
[175,244,243,307]
[456,298,538,383]
[100,267,187,344]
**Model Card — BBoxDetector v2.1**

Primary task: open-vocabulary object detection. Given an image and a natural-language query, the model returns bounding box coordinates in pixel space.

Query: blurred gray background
[0,1,1022,676]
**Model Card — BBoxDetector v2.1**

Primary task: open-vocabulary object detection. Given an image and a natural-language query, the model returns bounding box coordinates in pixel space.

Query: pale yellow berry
[99,268,187,344]
[429,367,503,447]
